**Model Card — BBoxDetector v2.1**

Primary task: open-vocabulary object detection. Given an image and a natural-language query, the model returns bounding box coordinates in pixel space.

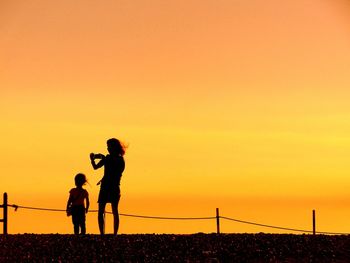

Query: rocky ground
[1,233,350,262]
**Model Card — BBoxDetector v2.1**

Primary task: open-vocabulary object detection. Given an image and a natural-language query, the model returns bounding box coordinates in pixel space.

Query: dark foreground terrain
[1,233,350,262]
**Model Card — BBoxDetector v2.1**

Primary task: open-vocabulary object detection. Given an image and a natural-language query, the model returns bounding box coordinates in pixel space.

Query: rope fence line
[118,213,216,221]
[3,202,349,235]
[220,216,313,234]
[8,205,215,220]
[220,216,348,235]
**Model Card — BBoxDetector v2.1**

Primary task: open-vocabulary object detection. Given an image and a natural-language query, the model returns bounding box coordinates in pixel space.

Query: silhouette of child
[66,173,90,234]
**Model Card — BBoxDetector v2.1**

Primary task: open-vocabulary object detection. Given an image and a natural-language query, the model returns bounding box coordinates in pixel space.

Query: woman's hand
[94,153,105,159]
[90,153,105,170]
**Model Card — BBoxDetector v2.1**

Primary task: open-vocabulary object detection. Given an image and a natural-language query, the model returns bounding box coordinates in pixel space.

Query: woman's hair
[75,173,87,187]
[107,138,127,156]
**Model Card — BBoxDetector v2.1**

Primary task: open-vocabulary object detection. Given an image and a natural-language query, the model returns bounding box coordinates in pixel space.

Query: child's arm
[85,195,90,214]
[66,196,72,210]
[66,195,72,215]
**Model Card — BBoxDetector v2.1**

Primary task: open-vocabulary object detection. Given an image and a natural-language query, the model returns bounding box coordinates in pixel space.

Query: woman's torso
[101,154,125,187]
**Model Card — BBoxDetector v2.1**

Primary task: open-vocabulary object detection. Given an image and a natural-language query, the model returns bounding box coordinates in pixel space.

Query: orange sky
[1,0,350,234]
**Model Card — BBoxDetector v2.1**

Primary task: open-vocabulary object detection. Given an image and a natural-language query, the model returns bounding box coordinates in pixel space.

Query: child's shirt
[69,188,89,207]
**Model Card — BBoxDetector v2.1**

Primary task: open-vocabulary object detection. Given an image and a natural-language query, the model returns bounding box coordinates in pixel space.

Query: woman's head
[75,173,87,187]
[107,138,126,156]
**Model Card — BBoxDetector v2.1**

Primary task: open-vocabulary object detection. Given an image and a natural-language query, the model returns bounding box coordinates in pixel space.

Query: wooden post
[1,193,8,235]
[312,210,316,235]
[216,208,220,234]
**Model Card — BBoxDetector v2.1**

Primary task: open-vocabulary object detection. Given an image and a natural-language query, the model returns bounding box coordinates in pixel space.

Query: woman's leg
[98,202,106,235]
[111,200,120,235]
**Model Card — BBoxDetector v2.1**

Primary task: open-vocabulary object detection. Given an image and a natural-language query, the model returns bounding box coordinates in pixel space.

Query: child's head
[75,173,87,187]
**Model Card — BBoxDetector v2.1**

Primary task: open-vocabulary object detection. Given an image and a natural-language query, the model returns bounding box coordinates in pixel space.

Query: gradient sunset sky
[1,0,350,234]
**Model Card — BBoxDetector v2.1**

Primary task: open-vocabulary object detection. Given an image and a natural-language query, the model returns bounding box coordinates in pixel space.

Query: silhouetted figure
[66,173,90,234]
[90,138,126,235]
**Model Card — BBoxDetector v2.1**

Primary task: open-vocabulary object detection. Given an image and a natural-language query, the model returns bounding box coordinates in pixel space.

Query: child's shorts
[71,205,85,225]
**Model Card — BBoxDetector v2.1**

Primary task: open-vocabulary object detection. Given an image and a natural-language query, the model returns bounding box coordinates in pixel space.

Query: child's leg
[79,206,86,234]
[74,224,79,234]
[72,208,80,234]
[81,222,86,234]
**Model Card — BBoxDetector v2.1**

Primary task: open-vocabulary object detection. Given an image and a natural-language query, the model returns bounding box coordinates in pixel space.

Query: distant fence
[1,192,349,235]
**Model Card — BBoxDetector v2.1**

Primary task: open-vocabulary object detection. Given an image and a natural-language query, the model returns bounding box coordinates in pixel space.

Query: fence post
[0,193,8,235]
[216,208,220,234]
[312,210,316,235]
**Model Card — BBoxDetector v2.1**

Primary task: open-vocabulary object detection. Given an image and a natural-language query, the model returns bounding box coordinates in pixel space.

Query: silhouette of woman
[90,138,126,234]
